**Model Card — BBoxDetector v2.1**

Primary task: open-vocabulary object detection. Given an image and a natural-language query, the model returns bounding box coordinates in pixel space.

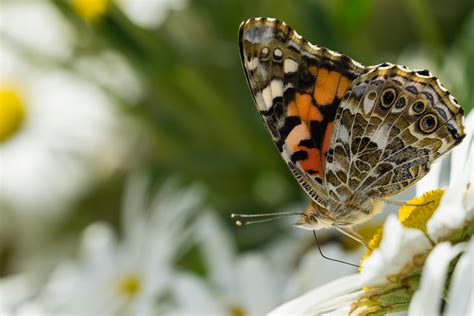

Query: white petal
[196,213,236,293]
[428,140,474,241]
[416,160,442,195]
[290,244,360,294]
[0,1,72,59]
[269,274,364,315]
[119,0,187,29]
[170,273,222,315]
[361,216,430,285]
[80,223,116,263]
[236,254,278,316]
[445,238,474,316]
[449,112,473,186]
[408,242,465,315]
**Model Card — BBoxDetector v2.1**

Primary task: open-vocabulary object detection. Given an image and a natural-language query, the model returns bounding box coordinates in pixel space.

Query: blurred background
[0,0,473,314]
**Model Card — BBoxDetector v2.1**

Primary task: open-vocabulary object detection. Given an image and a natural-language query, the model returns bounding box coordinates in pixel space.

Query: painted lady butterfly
[236,17,465,245]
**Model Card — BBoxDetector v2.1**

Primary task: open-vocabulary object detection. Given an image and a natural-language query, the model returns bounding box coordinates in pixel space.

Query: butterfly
[235,17,465,246]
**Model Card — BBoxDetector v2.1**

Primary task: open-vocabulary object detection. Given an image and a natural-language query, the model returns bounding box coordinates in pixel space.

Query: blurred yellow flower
[118,273,142,298]
[71,0,108,21]
[0,85,25,143]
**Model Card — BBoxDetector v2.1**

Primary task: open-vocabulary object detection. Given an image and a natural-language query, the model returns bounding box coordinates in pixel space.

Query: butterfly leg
[334,226,369,249]
[381,198,434,207]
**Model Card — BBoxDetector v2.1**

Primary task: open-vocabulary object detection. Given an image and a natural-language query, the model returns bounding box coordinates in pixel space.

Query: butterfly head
[294,202,334,231]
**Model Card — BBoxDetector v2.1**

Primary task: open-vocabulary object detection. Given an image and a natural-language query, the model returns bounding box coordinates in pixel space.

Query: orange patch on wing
[299,147,322,176]
[287,100,298,116]
[307,106,323,121]
[295,93,323,122]
[336,76,350,98]
[295,93,312,119]
[314,68,341,106]
[309,66,319,77]
[322,121,334,165]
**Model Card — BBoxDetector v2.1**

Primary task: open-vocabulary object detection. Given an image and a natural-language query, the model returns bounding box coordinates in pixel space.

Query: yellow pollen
[70,0,109,21]
[118,273,141,298]
[399,189,445,234]
[0,86,26,143]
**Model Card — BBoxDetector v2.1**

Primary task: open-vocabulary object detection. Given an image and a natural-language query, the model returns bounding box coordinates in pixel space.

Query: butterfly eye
[273,48,283,61]
[412,100,426,115]
[309,214,318,223]
[419,114,438,133]
[395,96,407,108]
[381,88,396,108]
[260,47,270,60]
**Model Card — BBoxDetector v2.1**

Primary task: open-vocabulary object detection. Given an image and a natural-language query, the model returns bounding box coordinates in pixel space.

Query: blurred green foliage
[51,0,473,249]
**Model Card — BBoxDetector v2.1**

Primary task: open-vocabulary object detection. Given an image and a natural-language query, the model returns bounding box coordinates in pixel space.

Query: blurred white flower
[0,0,73,60]
[169,213,283,316]
[269,112,474,315]
[0,41,128,216]
[285,242,362,297]
[26,176,204,315]
[118,0,188,29]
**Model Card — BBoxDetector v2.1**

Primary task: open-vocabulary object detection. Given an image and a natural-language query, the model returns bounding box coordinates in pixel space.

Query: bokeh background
[0,0,473,314]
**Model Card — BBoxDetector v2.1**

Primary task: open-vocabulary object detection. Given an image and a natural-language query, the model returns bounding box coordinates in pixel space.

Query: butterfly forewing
[239,17,367,208]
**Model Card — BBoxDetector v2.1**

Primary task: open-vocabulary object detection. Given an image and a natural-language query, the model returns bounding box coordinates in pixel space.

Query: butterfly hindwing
[325,64,465,201]
[239,17,367,207]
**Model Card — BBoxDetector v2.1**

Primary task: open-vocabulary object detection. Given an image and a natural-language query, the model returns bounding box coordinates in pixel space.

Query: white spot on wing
[246,57,259,71]
[262,85,273,109]
[338,125,349,143]
[254,92,266,111]
[273,48,283,58]
[270,79,283,99]
[363,93,376,115]
[284,58,298,73]
[372,124,390,148]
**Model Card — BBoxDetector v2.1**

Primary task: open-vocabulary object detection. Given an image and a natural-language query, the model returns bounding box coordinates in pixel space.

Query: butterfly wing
[239,17,367,208]
[324,63,465,202]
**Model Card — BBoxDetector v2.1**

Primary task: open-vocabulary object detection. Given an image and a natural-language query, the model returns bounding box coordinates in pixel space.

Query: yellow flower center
[117,273,141,298]
[360,189,445,270]
[0,86,26,143]
[399,189,445,234]
[229,306,246,316]
[70,0,109,21]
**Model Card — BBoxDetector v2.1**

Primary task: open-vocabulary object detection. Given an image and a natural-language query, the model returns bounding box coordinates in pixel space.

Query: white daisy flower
[169,213,284,316]
[0,24,127,215]
[270,111,474,315]
[19,175,204,315]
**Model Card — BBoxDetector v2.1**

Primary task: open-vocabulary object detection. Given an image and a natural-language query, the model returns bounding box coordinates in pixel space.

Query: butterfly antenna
[312,230,360,268]
[231,211,303,226]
